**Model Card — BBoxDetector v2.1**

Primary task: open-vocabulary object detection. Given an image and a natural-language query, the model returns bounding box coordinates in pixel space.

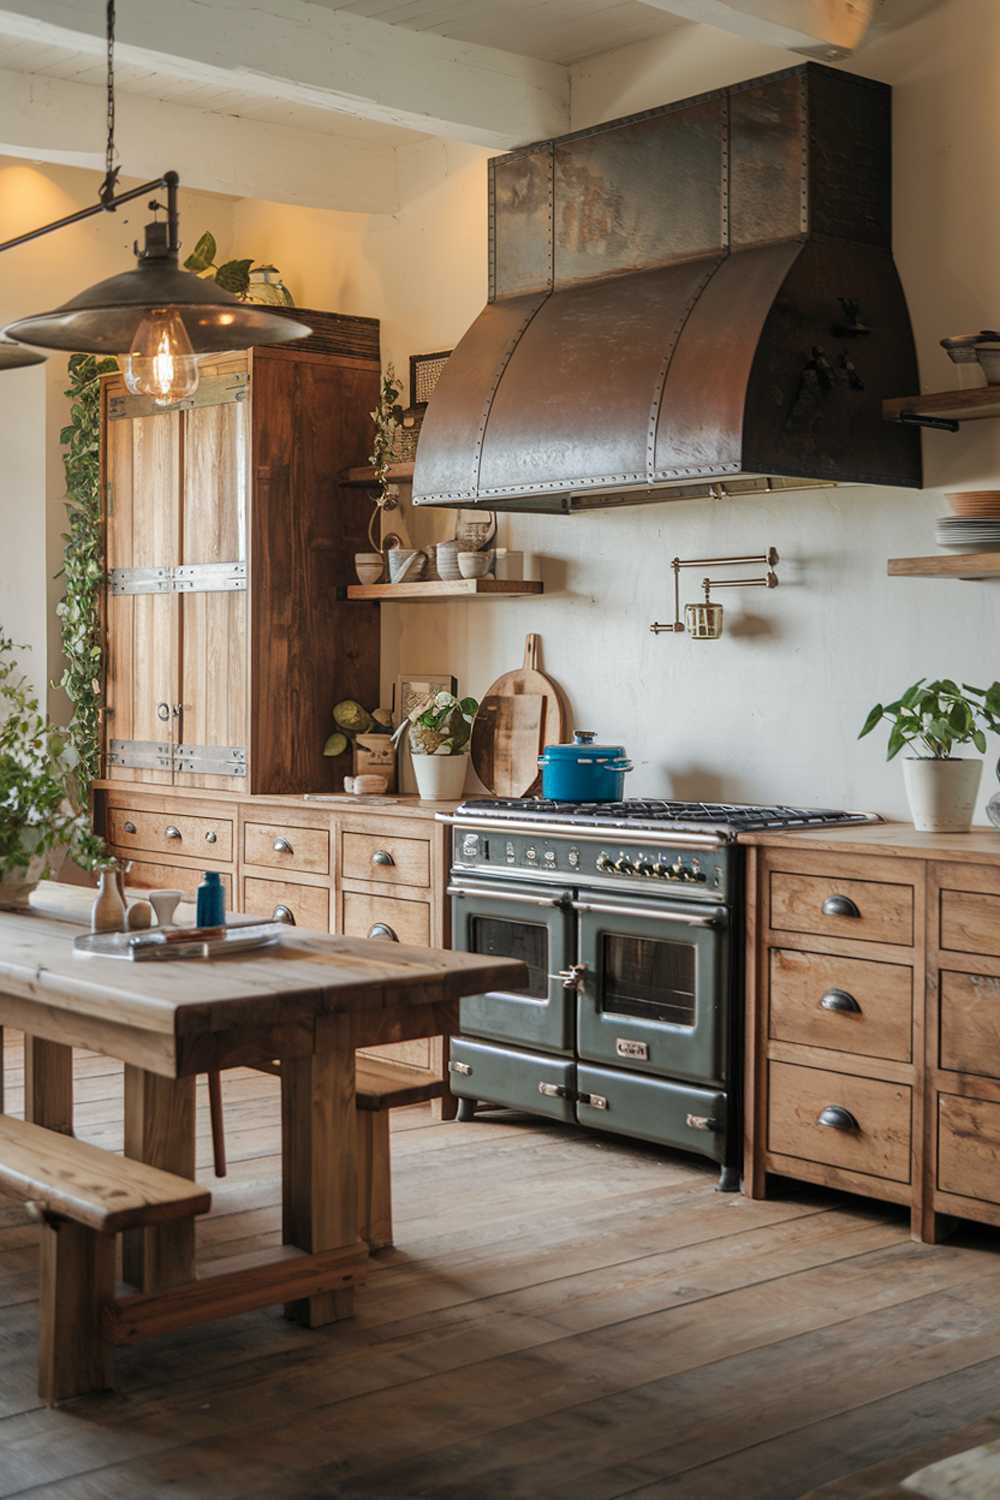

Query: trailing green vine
[57,353,117,791]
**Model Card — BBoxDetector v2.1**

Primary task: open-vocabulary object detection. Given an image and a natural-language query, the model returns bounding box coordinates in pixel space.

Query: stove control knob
[636,860,655,878]
[614,856,634,875]
[596,853,614,872]
[652,863,669,879]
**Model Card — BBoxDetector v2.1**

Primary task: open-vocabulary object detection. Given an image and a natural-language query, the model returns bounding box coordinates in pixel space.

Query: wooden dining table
[0,884,526,1338]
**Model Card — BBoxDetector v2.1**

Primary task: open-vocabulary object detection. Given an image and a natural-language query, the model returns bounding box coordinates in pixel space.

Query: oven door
[574,894,730,1087]
[450,879,577,1055]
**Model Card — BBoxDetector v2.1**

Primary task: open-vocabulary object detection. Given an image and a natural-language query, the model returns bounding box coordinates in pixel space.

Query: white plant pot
[410,752,469,801]
[902,757,983,833]
[0,851,49,911]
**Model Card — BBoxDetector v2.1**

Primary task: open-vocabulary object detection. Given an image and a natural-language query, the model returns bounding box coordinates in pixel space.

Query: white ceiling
[306,0,688,65]
[0,32,427,146]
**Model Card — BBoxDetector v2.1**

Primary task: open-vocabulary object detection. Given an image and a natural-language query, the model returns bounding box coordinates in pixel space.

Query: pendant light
[0,338,46,371]
[0,2,310,404]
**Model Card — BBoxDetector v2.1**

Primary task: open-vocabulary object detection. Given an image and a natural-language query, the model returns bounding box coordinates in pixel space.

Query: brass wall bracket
[651,548,779,640]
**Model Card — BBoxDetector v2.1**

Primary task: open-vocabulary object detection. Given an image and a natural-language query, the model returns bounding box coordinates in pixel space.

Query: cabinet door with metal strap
[449,1037,577,1122]
[450,881,577,1054]
[575,896,731,1087]
[576,1064,729,1165]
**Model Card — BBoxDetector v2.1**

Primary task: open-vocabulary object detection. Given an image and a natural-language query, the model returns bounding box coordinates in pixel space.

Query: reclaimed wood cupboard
[743,824,1000,1243]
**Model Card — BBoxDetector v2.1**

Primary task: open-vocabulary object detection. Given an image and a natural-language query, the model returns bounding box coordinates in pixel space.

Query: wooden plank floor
[2,1031,1000,1498]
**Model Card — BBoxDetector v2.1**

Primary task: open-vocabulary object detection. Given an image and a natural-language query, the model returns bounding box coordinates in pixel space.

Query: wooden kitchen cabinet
[744,825,1000,1242]
[101,312,380,796]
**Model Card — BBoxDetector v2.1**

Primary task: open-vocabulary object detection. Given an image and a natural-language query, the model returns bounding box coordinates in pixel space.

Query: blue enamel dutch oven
[537,730,634,802]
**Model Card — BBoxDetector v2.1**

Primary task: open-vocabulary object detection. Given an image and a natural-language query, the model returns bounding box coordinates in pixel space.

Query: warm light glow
[123,308,199,405]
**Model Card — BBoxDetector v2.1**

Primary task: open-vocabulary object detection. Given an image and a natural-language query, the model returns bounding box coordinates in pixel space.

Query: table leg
[24,1037,73,1135]
[122,1066,196,1291]
[281,1018,360,1328]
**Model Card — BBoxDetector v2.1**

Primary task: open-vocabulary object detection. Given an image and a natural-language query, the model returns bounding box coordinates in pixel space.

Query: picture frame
[409,350,452,410]
[395,674,458,793]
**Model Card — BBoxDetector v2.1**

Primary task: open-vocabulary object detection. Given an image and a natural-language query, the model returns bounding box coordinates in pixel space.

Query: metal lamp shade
[0,338,46,370]
[6,255,311,355]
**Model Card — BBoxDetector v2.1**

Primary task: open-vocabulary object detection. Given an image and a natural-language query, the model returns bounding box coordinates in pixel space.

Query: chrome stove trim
[439,814,729,850]
[572,899,726,929]
[447,861,729,903]
[447,883,570,909]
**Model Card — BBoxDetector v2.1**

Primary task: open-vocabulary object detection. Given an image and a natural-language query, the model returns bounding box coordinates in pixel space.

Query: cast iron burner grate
[454,798,880,834]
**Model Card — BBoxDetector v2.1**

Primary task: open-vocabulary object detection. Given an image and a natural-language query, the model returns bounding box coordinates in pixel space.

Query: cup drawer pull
[272,904,295,925]
[819,987,862,1015]
[371,849,395,867]
[367,923,399,941]
[123,820,137,834]
[821,894,861,919]
[273,837,293,854]
[816,1104,859,1132]
[164,825,182,841]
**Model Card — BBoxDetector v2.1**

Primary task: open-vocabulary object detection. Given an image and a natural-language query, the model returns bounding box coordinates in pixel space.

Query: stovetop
[454,797,879,836]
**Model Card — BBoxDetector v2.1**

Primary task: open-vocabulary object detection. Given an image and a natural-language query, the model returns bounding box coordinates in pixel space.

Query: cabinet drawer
[940,889,1000,958]
[940,969,1000,1078]
[342,891,431,946]
[342,831,430,888]
[768,1060,911,1183]
[108,808,233,863]
[769,948,912,1062]
[114,856,232,905]
[769,871,913,947]
[938,1093,1000,1205]
[244,821,329,875]
[242,877,329,930]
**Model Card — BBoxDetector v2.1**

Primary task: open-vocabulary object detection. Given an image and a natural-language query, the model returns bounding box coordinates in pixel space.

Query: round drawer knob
[272,904,296,925]
[273,837,293,854]
[819,987,862,1015]
[367,923,399,941]
[816,1104,859,1133]
[164,825,182,841]
[371,849,395,867]
[205,831,218,845]
[821,894,861,919]
[123,820,137,835]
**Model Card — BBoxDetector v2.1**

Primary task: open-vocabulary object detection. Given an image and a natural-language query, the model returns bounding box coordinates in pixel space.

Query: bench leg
[38,1218,114,1404]
[357,1110,393,1251]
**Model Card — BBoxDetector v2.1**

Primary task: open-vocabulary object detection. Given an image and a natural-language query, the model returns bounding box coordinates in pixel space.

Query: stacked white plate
[935,516,1000,552]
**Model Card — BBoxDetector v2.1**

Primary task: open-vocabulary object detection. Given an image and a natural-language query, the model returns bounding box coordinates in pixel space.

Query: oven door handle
[571,899,725,929]
[447,883,570,910]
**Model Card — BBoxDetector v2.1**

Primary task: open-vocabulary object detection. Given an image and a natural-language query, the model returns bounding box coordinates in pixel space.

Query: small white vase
[410,752,469,801]
[902,757,983,833]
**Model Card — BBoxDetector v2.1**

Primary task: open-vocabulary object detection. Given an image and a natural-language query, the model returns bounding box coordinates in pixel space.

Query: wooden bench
[0,1114,211,1404]
[355,1057,445,1250]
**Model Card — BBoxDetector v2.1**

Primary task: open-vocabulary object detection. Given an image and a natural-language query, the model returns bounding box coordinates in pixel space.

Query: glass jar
[245,267,294,307]
[987,757,1000,828]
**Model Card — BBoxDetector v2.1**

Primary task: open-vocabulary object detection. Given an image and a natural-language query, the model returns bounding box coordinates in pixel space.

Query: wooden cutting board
[471,634,567,796]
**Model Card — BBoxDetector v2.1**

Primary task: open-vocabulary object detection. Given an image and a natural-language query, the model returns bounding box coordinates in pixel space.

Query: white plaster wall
[367,0,1000,821]
[0,363,46,702]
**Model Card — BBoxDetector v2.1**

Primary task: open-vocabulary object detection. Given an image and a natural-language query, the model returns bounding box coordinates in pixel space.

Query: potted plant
[391,690,478,801]
[859,678,1000,832]
[0,633,104,908]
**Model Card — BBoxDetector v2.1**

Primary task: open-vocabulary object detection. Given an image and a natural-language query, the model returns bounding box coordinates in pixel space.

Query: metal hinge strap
[107,740,247,777]
[107,371,249,420]
[110,562,246,596]
[107,738,173,771]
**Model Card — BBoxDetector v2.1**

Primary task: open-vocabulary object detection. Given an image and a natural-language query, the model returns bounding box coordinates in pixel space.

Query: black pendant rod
[0,170,179,257]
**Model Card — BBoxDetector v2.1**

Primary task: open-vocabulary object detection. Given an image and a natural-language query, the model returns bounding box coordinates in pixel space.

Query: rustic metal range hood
[412,63,921,516]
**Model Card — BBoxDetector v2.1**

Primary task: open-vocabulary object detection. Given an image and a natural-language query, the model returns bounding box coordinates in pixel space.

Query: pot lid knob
[572,730,595,744]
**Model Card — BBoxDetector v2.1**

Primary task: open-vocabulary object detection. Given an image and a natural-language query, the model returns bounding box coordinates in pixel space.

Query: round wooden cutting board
[471,634,567,797]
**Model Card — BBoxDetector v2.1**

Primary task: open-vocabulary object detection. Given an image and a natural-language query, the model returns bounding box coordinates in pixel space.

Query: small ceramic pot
[458,550,492,580]
[902,757,983,832]
[148,889,183,927]
[388,548,426,584]
[355,552,384,585]
[436,541,462,580]
[410,751,469,800]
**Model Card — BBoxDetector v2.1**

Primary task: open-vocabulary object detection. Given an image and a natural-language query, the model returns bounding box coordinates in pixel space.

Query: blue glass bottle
[196,870,226,927]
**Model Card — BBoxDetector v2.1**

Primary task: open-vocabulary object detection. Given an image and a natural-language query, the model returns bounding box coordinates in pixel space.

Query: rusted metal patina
[413,62,921,514]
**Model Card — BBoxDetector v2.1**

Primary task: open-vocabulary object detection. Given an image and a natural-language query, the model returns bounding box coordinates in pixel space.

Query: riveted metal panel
[553,94,726,286]
[729,70,807,249]
[490,147,554,301]
[478,259,723,499]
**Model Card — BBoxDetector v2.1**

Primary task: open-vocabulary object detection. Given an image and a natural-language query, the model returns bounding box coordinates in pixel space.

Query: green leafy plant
[859,679,1000,760]
[391,691,478,756]
[0,632,105,884]
[184,231,292,303]
[57,352,117,790]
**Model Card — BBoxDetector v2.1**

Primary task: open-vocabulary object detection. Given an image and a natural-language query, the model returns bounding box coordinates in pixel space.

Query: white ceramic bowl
[458,550,492,579]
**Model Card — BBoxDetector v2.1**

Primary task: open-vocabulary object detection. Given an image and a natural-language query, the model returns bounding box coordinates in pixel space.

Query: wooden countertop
[738,820,1000,863]
[92,783,458,821]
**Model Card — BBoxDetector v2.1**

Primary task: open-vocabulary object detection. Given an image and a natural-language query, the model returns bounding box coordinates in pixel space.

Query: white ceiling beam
[0,0,570,148]
[638,0,874,57]
[0,68,401,212]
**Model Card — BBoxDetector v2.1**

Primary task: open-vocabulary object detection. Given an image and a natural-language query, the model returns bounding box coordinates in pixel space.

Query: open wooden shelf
[888,552,1000,580]
[341,462,415,487]
[883,386,1000,428]
[346,579,543,602]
